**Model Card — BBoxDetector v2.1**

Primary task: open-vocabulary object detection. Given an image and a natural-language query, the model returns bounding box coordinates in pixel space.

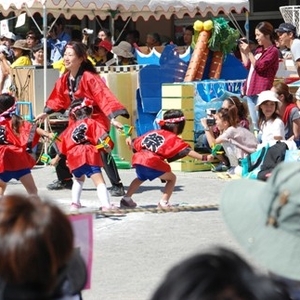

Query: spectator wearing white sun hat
[112,41,137,65]
[0,32,16,63]
[256,90,285,145]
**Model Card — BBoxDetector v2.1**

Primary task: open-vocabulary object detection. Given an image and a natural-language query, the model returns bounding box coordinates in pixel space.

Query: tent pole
[43,3,48,155]
[25,6,43,36]
[109,17,115,44]
[115,17,132,44]
[245,10,249,41]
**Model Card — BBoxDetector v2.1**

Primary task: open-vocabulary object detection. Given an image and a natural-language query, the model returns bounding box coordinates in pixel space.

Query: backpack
[257,141,288,181]
[240,145,268,179]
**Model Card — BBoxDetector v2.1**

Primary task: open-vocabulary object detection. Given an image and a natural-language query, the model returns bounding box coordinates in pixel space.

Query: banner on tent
[0,20,9,35]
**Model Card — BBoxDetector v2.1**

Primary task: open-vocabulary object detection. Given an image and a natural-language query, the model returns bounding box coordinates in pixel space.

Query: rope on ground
[67,203,219,217]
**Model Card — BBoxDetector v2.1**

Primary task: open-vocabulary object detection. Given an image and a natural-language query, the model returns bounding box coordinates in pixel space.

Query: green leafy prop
[191,31,200,49]
[208,17,240,54]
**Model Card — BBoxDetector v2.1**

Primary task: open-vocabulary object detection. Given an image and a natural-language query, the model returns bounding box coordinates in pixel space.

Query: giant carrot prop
[193,31,211,81]
[184,30,211,82]
[209,51,224,79]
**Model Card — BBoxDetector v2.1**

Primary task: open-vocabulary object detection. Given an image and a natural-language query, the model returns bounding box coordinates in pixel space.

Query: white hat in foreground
[221,162,300,281]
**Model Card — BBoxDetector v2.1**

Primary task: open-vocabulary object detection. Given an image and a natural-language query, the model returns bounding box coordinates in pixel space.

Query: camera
[206,108,216,126]
[236,38,248,45]
[82,28,94,35]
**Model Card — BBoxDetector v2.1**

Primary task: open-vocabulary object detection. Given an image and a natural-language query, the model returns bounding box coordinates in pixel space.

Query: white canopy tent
[2,0,249,21]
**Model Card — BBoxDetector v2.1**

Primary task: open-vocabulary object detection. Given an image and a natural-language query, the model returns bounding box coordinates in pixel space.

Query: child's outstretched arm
[36,127,50,138]
[187,149,214,162]
[36,128,58,142]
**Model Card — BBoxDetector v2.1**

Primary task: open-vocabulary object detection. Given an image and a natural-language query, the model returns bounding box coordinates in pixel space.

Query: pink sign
[69,214,93,289]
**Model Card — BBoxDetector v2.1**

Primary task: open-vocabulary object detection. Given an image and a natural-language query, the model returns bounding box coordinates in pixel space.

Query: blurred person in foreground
[0,193,87,299]
[151,246,290,300]
[221,162,300,300]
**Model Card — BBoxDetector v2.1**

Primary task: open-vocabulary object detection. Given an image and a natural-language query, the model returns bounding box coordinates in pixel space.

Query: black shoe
[47,179,73,190]
[110,184,125,197]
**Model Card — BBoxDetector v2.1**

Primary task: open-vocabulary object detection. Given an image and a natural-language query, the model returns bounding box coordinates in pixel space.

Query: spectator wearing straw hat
[10,39,32,68]
[112,41,136,65]
[220,162,300,300]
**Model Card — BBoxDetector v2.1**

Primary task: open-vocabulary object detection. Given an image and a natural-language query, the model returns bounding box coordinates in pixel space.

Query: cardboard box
[162,83,194,98]
[170,156,217,172]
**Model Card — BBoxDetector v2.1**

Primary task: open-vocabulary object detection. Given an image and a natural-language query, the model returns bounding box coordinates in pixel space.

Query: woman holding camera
[239,21,279,133]
[201,106,257,175]
[196,96,250,172]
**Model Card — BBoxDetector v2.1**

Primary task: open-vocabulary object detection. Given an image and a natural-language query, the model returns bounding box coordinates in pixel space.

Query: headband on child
[70,98,93,115]
[156,116,185,127]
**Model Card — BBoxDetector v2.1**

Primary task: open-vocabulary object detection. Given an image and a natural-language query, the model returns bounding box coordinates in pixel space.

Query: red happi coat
[58,118,110,172]
[0,119,39,172]
[45,71,129,131]
[132,129,192,172]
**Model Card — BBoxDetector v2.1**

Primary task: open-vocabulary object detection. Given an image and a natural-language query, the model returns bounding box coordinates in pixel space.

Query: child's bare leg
[159,171,176,205]
[90,173,111,208]
[120,178,143,208]
[0,179,7,196]
[19,173,38,195]
[125,178,144,198]
[72,175,85,206]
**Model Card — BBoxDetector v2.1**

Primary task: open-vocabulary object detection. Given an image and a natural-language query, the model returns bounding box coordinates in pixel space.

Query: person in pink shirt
[238,21,279,133]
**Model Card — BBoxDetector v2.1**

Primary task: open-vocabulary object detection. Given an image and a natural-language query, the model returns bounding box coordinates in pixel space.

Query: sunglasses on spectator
[26,35,36,40]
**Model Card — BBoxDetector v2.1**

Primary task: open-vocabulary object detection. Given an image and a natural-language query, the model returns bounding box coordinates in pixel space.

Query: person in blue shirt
[47,17,71,63]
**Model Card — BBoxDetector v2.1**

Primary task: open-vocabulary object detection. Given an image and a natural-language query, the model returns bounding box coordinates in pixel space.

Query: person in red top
[0,93,52,195]
[35,41,129,196]
[272,82,300,144]
[120,109,210,209]
[238,21,279,133]
[53,98,117,212]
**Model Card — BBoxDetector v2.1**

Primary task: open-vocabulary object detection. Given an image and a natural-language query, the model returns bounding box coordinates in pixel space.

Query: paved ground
[6,165,250,300]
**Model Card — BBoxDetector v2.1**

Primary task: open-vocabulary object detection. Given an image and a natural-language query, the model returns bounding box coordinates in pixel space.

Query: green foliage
[191,31,200,49]
[208,17,240,54]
